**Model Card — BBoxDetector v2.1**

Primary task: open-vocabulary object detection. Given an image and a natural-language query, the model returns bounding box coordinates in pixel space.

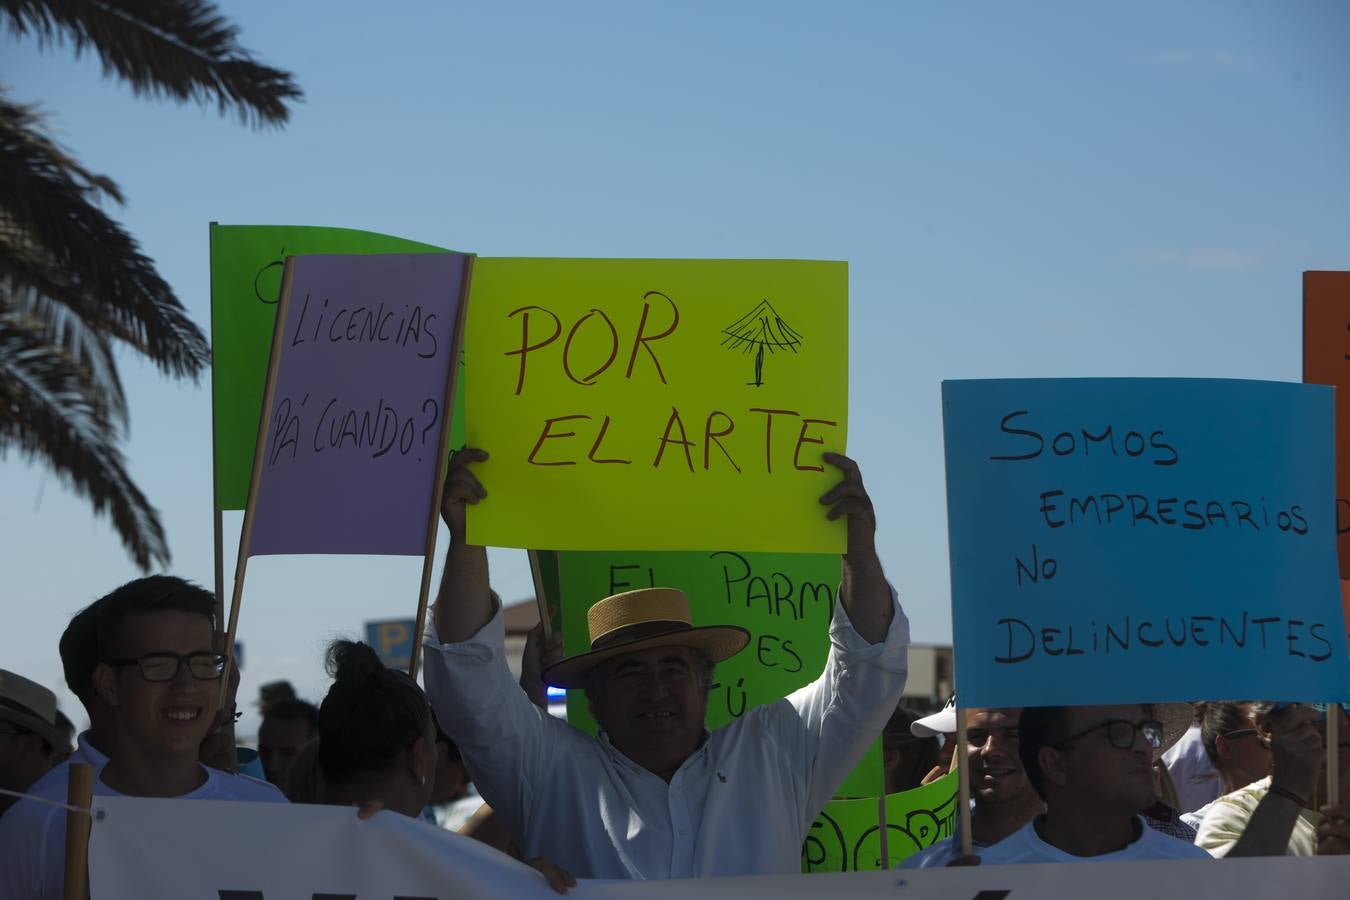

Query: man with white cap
[903,704,1043,867]
[423,449,910,879]
[0,670,71,817]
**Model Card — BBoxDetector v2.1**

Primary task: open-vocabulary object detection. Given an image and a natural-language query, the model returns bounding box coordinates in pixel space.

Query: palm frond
[1,0,302,127]
[0,94,209,379]
[5,283,128,429]
[0,307,169,570]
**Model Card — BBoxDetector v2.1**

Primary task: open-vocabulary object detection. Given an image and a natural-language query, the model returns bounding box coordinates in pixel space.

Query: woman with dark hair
[882,705,942,794]
[1195,703,1348,857]
[1180,701,1271,829]
[1201,702,1272,795]
[315,640,575,893]
[317,640,438,816]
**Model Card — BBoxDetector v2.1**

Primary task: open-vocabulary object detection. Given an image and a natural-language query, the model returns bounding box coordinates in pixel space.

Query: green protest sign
[546,549,883,798]
[801,771,959,873]
[209,224,464,510]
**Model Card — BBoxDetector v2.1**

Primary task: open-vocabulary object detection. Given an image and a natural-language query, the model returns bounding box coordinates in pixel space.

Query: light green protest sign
[801,771,959,873]
[209,224,463,510]
[547,549,883,798]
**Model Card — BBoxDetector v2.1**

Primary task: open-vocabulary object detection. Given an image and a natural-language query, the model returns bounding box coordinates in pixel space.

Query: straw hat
[542,588,750,689]
[0,669,66,751]
[1154,702,1197,756]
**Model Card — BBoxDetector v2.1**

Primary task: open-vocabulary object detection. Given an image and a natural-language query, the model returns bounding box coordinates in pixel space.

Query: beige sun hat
[0,669,66,750]
[1155,702,1198,756]
[542,588,750,689]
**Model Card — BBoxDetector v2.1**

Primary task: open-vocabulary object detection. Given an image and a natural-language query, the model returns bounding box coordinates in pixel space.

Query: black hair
[317,640,433,786]
[60,601,102,704]
[1200,701,1254,767]
[881,705,941,793]
[433,720,462,762]
[1016,705,1073,799]
[93,576,216,663]
[263,698,319,735]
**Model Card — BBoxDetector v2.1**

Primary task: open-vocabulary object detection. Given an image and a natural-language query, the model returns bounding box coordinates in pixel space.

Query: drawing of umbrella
[720,299,803,386]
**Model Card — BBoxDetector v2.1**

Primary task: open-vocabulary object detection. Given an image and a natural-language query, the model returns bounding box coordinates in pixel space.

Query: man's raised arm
[822,452,893,643]
[433,448,495,643]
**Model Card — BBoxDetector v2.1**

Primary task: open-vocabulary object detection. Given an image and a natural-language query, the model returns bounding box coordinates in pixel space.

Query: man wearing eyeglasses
[976,705,1213,864]
[0,576,285,899]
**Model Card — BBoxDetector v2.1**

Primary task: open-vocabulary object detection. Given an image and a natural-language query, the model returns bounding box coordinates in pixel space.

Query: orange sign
[1303,271,1350,578]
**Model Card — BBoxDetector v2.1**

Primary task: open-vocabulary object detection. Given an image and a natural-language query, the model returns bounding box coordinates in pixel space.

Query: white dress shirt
[1162,723,1222,814]
[422,587,909,879]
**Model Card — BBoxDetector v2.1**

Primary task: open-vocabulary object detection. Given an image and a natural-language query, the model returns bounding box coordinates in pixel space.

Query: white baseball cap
[911,693,957,737]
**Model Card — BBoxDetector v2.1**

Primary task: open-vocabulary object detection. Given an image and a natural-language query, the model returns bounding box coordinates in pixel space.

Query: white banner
[89,796,1348,899]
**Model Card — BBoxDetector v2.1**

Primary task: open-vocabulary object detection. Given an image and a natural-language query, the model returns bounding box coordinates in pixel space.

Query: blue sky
[4,1,1350,738]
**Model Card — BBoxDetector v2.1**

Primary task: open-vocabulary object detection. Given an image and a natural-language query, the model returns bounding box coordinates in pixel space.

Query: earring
[417,774,427,787]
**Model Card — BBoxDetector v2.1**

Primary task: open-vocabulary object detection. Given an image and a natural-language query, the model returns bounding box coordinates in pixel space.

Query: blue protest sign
[364,619,416,670]
[942,378,1350,707]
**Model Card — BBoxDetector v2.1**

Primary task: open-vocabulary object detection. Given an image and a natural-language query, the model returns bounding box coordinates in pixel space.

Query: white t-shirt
[1161,723,1222,814]
[901,833,990,868]
[0,760,285,899]
[68,731,110,769]
[1193,776,1317,857]
[979,816,1213,864]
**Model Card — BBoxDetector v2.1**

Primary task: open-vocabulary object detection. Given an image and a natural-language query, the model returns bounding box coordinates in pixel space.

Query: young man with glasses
[0,576,285,899]
[977,704,1213,864]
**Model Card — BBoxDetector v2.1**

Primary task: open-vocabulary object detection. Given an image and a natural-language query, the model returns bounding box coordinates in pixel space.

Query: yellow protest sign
[466,259,848,552]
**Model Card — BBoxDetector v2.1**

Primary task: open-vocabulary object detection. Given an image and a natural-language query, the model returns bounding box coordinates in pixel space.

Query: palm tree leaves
[1,1,300,569]
[0,300,168,569]
[1,0,302,126]
[0,94,210,379]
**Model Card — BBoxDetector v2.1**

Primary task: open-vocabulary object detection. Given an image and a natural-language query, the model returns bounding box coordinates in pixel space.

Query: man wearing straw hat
[0,670,71,817]
[423,449,910,879]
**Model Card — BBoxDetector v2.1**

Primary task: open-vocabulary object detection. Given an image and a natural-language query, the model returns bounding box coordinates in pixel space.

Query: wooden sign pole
[876,793,890,870]
[956,704,973,858]
[62,762,93,900]
[220,259,296,705]
[409,257,474,679]
[208,222,226,633]
[1328,707,1341,816]
[528,550,553,641]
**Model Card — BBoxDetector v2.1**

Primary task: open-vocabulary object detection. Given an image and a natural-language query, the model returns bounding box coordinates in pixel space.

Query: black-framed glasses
[1053,719,1163,751]
[105,652,226,682]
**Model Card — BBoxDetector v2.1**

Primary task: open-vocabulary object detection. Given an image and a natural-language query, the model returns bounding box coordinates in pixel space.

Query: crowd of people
[2,448,1349,896]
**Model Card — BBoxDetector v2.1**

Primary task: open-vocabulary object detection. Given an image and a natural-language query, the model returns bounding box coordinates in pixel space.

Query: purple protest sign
[248,253,469,556]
